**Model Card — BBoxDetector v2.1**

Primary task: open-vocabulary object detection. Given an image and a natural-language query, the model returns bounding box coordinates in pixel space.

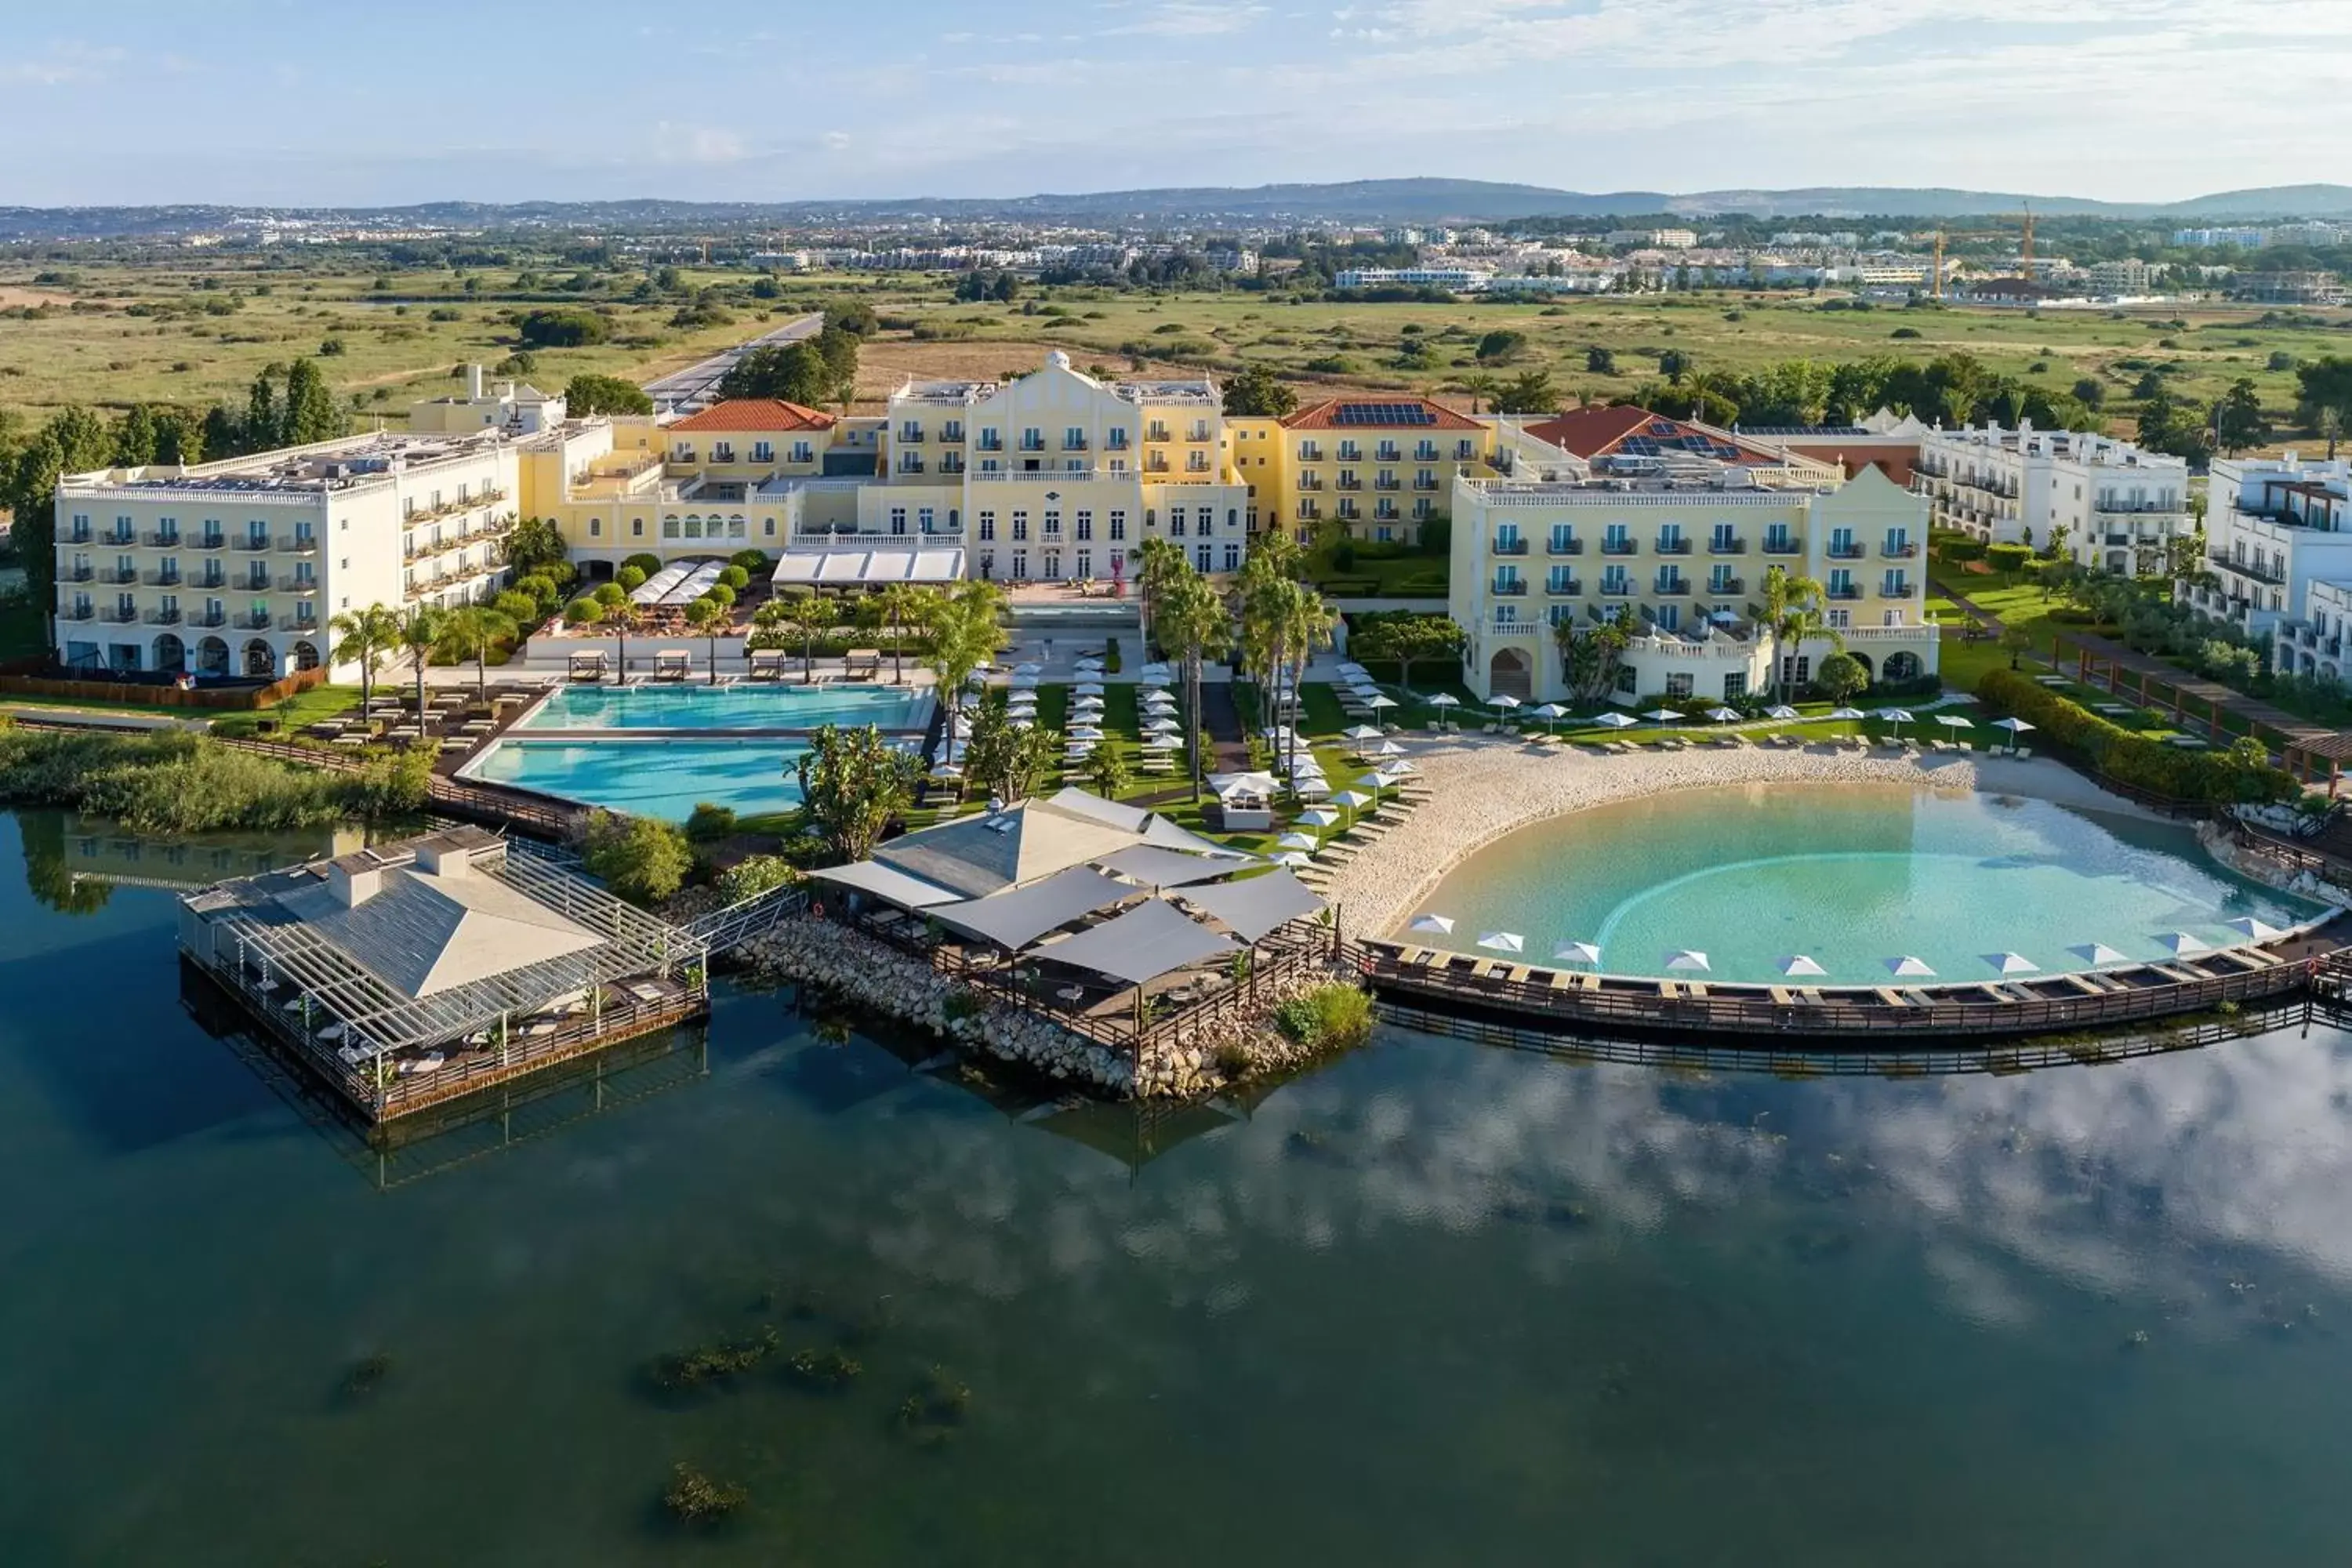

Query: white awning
[805,859,966,910]
[1178,869,1327,942]
[1033,898,1236,987]
[928,866,1138,949]
[771,547,967,586]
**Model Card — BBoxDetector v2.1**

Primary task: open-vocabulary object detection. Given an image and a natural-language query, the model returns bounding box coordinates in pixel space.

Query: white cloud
[2,40,124,87]
[648,122,749,165]
[1102,2,1270,36]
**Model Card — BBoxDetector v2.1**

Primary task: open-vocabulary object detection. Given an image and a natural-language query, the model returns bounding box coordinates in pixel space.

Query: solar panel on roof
[1332,402,1438,426]
[1648,421,1681,437]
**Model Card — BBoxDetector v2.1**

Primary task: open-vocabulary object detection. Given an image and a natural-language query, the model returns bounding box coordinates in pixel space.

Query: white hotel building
[2186,453,2352,665]
[1450,451,1936,706]
[1914,423,2192,575]
[53,430,521,680]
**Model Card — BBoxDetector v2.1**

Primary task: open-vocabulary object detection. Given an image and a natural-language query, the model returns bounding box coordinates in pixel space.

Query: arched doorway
[1882,650,1922,683]
[197,637,230,676]
[242,639,276,678]
[153,633,187,673]
[292,641,321,672]
[1488,648,1532,701]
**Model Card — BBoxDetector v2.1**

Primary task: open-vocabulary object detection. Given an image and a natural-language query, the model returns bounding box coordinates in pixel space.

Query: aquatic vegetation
[1271,982,1374,1050]
[784,1346,863,1391]
[895,1364,971,1447]
[662,1462,748,1525]
[650,1328,779,1389]
[341,1352,393,1400]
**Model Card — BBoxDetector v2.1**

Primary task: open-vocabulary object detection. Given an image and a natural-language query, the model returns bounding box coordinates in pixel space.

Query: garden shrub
[1975,669,2297,804]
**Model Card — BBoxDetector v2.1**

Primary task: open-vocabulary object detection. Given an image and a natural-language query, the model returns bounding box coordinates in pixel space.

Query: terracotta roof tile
[668,399,837,433]
[1279,396,1485,432]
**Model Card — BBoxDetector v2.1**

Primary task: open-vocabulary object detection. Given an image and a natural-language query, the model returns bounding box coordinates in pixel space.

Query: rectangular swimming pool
[463,739,810,822]
[515,683,932,733]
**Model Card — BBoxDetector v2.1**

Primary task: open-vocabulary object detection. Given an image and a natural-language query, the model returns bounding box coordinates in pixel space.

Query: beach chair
[1656,980,1682,1000]
[1505,964,1532,984]
[1874,987,1911,1007]
[1547,969,1575,991]
[1684,981,1709,1000]
[1769,985,1797,1005]
[2060,972,2107,996]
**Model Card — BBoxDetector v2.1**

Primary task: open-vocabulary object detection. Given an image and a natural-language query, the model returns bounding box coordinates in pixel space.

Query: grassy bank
[0,722,430,833]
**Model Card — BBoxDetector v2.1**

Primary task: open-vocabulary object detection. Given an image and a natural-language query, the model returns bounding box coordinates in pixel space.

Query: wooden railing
[1349,939,2310,1042]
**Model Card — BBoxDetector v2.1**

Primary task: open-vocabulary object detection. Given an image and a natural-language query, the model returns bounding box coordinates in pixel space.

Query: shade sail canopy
[1035,897,1236,987]
[804,858,966,909]
[1179,869,1327,943]
[1142,815,1251,858]
[1764,705,1801,720]
[2227,916,2286,942]
[1044,786,1150,833]
[1094,845,1246,890]
[771,546,965,585]
[875,797,1142,898]
[928,866,1138,949]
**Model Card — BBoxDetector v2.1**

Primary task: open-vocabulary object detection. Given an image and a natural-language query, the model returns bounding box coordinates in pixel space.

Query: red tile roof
[1279,396,1485,432]
[668,399,837,433]
[1523,405,1786,466]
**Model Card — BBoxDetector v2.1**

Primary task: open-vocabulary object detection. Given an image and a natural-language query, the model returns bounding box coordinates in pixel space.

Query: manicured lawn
[210,684,364,737]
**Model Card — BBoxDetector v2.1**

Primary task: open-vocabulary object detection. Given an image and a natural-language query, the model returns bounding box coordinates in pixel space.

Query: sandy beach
[1323,739,2161,941]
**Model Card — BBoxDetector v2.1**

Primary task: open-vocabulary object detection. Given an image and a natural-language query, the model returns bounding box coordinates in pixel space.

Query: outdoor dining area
[804,788,1334,1049]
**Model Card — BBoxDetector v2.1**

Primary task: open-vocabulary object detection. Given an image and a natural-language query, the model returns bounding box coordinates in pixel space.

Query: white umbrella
[1640,708,1682,724]
[1336,662,1368,677]
[1345,724,1385,743]
[1490,694,1522,711]
[1555,941,1602,966]
[1259,725,1297,741]
[1068,724,1105,739]
[1145,716,1181,732]
[1298,806,1343,827]
[1012,662,1042,676]
[1074,659,1105,672]
[2227,916,2286,942]
[1886,955,1936,977]
[1375,763,1414,782]
[1936,713,1974,731]
[1982,951,2038,975]
[1427,694,1461,710]
[1764,704,1801,720]
[1778,954,1828,977]
[2071,942,2129,966]
[1141,736,1182,751]
[1364,695,1397,711]
[1825,706,1865,721]
[1075,681,1106,695]
[1704,706,1742,723]
[1333,789,1375,815]
[1355,772,1389,795]
[2154,931,2209,956]
[1008,673,1040,690]
[1991,716,2034,753]
[1664,949,1710,972]
[1878,707,1915,738]
[1477,931,1525,954]
[1269,851,1313,868]
[1530,702,1569,731]
[1591,711,1639,730]
[1275,830,1319,851]
[1409,913,1456,934]
[1294,779,1331,798]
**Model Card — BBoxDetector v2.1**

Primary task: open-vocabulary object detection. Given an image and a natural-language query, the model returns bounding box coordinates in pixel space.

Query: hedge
[1974,669,2299,804]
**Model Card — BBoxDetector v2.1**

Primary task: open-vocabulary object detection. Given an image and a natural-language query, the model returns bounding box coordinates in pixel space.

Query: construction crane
[2017,201,2034,278]
[1929,207,2040,298]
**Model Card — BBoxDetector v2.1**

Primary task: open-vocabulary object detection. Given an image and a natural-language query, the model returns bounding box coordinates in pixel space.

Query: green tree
[783,594,839,684]
[280,358,347,445]
[1760,566,1832,698]
[579,811,692,905]
[598,597,641,680]
[563,372,655,417]
[328,604,401,713]
[1657,349,1693,382]
[1492,369,1558,415]
[1813,650,1869,702]
[1221,362,1298,418]
[873,581,932,685]
[1456,372,1502,415]
[516,308,609,348]
[1584,346,1617,376]
[1348,612,1464,691]
[1999,624,2034,669]
[2296,358,2352,437]
[1553,607,1632,702]
[964,692,1058,805]
[4,405,114,621]
[717,341,831,405]
[1157,568,1232,803]
[2135,391,2212,465]
[2212,378,2269,455]
[684,596,727,685]
[1475,328,1528,364]
[113,403,160,466]
[1134,535,1186,656]
[1081,745,1133,800]
[791,723,918,865]
[395,606,446,720]
[433,604,519,702]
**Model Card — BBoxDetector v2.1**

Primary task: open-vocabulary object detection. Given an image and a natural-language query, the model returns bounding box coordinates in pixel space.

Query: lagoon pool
[516,682,931,733]
[465,738,807,821]
[1405,782,2325,985]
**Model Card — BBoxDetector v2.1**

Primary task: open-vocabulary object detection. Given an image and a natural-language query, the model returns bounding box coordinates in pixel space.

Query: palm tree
[329,604,398,713]
[1759,565,1829,699]
[1158,568,1233,804]
[1457,372,1502,415]
[785,594,839,684]
[396,606,446,721]
[921,583,1007,762]
[432,604,519,703]
[1134,535,1184,656]
[684,597,727,685]
[598,597,640,683]
[876,581,924,685]
[1283,586,1339,763]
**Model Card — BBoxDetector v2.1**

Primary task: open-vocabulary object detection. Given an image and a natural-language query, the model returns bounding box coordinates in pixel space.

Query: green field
[5,257,2347,453]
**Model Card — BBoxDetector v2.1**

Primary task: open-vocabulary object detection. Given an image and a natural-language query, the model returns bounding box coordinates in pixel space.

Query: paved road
[641,314,824,416]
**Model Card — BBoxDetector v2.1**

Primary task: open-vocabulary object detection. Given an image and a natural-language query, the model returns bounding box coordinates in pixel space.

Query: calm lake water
[8,806,2352,1565]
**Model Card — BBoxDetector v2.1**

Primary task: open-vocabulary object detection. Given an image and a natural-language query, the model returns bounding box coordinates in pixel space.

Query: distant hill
[5,179,2350,238]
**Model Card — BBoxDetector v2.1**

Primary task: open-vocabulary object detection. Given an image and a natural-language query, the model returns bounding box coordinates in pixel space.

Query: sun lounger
[1657,980,1682,1000]
[1975,983,2010,1004]
[1505,964,1532,983]
[1469,959,1499,979]
[2060,972,2107,996]
[2151,964,2200,984]
[1874,987,1911,1007]
[1574,971,1602,993]
[1547,969,1574,991]
[1769,985,1797,1005]
[1685,981,1709,999]
[1799,987,1828,1006]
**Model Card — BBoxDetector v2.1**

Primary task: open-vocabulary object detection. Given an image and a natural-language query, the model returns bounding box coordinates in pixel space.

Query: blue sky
[2,0,2344,207]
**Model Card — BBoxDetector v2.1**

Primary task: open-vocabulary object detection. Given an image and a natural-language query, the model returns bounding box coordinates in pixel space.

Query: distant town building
[1915,423,2191,575]
[2172,227,2267,249]
[2190,453,2352,647]
[1331,266,1491,291]
[1604,228,1698,250]
[2084,257,2155,296]
[2230,270,2343,305]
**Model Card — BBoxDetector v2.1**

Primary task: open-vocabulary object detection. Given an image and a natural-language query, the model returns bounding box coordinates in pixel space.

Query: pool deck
[500,726,927,742]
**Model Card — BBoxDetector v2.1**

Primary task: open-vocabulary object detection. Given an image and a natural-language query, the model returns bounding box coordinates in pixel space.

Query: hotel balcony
[1878,582,1912,598]
[1708,538,1748,554]
[103,531,135,548]
[1062,436,1088,452]
[144,608,182,626]
[1546,538,1584,556]
[1827,543,1866,560]
[236,537,274,553]
[191,535,227,551]
[1492,537,1529,555]
[282,535,320,555]
[66,528,93,546]
[63,566,93,583]
[100,605,140,624]
[1601,539,1638,556]
[1599,581,1635,597]
[235,612,273,630]
[141,568,182,586]
[1710,577,1745,596]
[1546,578,1584,597]
[1762,539,1804,555]
[1490,579,1527,597]
[2214,552,2288,586]
[59,605,95,622]
[1336,477,1363,492]
[97,566,139,585]
[1880,542,1919,558]
[143,530,181,548]
[1374,477,1402,492]
[1655,537,1693,555]
[278,576,318,594]
[1414,477,1440,492]
[187,610,227,629]
[1827,585,1864,601]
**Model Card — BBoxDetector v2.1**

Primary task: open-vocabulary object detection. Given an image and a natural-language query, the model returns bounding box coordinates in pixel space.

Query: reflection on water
[7,810,2352,1564]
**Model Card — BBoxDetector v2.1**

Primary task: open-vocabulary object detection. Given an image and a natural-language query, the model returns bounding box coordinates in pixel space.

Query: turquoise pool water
[517,683,932,732]
[1406,782,2325,984]
[466,739,807,820]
